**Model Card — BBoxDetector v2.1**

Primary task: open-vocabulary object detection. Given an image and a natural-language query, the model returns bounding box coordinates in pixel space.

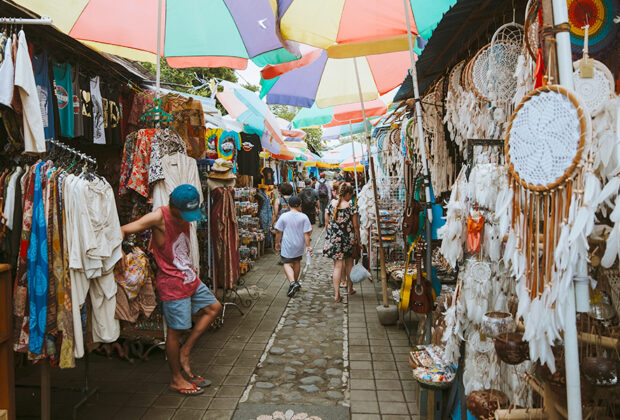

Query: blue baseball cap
[170,184,202,222]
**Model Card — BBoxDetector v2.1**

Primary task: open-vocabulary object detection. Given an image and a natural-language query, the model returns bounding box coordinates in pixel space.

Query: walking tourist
[271,182,294,229]
[120,184,222,396]
[273,195,313,298]
[299,178,320,224]
[324,183,360,302]
[316,173,332,227]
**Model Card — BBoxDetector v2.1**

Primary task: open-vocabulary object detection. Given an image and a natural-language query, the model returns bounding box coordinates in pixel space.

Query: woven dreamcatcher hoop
[524,0,541,60]
[489,23,524,104]
[505,85,591,297]
[572,58,615,116]
[449,61,466,93]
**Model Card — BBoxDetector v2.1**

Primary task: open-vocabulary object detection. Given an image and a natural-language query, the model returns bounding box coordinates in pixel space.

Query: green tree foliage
[142,59,238,97]
[270,104,324,152]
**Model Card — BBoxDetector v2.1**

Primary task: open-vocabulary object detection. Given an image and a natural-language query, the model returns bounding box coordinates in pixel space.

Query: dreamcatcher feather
[439,167,469,267]
[506,85,593,371]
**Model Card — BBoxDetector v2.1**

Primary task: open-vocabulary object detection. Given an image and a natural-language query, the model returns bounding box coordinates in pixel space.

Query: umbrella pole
[156,0,162,98]
[348,121,360,195]
[404,0,433,337]
[353,57,389,308]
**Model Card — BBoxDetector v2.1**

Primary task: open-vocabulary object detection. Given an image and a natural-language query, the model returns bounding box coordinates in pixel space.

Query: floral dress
[323,203,356,260]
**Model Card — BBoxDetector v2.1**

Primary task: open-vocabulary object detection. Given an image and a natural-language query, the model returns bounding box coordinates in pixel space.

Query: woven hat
[208,158,236,179]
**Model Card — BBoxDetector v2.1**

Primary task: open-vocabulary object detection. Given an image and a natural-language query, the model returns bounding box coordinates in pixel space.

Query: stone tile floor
[14,229,420,419]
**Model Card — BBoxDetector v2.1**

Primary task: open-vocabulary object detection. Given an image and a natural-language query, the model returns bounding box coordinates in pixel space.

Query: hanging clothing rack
[46,139,97,166]
[0,17,53,25]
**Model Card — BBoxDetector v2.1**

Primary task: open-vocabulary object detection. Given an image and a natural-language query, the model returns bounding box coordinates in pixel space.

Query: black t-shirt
[102,80,122,146]
[238,132,261,177]
[79,72,93,141]
[261,167,274,185]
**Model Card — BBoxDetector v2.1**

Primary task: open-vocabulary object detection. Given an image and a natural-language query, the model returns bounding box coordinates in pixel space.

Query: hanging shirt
[79,72,93,141]
[32,52,55,140]
[27,162,48,354]
[90,76,105,144]
[238,133,261,177]
[0,37,14,107]
[4,165,23,230]
[102,80,121,146]
[15,31,45,154]
[71,64,83,138]
[52,61,74,138]
[261,167,274,185]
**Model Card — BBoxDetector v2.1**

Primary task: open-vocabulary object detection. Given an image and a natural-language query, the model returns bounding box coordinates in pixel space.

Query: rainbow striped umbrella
[18,0,298,68]
[260,49,410,108]
[273,0,456,58]
[292,99,387,128]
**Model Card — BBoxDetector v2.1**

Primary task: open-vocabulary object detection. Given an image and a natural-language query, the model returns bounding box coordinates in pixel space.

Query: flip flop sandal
[348,289,357,296]
[189,375,212,388]
[169,384,204,396]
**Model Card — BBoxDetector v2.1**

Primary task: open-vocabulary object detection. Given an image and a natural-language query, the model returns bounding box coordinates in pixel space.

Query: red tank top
[152,206,199,301]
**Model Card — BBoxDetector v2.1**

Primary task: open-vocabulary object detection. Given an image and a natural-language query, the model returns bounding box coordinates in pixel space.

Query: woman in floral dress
[324,183,360,302]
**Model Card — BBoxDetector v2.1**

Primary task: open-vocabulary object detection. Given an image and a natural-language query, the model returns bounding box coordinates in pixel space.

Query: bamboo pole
[352,58,388,307]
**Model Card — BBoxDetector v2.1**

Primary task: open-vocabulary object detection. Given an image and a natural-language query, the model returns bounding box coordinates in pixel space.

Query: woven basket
[494,332,529,365]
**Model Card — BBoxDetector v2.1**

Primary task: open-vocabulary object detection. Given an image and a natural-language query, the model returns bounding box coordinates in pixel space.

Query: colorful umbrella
[292,99,387,128]
[273,0,456,57]
[19,0,298,68]
[260,49,411,108]
[215,85,287,155]
[321,121,375,141]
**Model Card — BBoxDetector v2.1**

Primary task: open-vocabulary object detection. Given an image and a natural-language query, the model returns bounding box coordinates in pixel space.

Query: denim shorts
[161,282,218,330]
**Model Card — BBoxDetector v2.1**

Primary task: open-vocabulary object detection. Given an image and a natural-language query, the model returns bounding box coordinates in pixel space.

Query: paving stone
[255,382,275,389]
[284,366,297,373]
[351,389,377,401]
[299,384,320,393]
[351,378,376,390]
[328,378,341,387]
[378,390,405,402]
[268,345,285,355]
[351,400,380,414]
[379,401,410,415]
[262,370,280,379]
[172,409,204,420]
[326,368,342,376]
[300,376,324,385]
[312,358,327,367]
[303,368,318,374]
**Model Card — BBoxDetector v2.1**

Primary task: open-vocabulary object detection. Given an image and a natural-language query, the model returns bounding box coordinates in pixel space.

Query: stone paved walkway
[14,229,420,420]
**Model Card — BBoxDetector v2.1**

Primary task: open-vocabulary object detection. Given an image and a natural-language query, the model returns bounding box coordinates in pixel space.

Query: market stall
[381,0,620,418]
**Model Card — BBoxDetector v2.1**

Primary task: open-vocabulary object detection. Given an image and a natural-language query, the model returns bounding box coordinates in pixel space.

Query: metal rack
[46,139,97,166]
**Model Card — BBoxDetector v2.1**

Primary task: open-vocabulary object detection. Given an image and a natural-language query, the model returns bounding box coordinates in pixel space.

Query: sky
[236,61,262,88]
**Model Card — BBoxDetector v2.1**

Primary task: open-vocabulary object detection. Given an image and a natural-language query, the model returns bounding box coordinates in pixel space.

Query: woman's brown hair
[331,183,354,222]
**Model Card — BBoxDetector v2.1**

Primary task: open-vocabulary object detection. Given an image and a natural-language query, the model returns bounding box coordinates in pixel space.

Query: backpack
[317,180,328,197]
[300,188,316,208]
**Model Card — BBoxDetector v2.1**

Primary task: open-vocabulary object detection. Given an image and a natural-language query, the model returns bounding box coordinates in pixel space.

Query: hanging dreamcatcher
[572,58,615,117]
[506,84,591,298]
[489,22,524,106]
[505,84,593,370]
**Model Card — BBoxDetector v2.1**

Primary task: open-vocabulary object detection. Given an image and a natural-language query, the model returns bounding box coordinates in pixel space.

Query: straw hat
[208,158,236,180]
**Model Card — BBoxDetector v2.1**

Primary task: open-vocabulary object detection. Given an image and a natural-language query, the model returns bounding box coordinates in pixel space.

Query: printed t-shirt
[261,167,274,185]
[79,73,93,141]
[151,206,199,301]
[238,132,261,177]
[102,80,121,146]
[274,210,311,259]
[32,52,55,140]
[71,64,83,138]
[90,76,105,144]
[52,61,74,138]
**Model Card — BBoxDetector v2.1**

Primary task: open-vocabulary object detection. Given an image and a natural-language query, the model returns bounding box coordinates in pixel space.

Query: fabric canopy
[19,0,298,68]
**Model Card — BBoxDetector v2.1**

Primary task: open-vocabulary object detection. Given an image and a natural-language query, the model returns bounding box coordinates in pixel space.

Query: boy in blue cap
[120,184,221,396]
